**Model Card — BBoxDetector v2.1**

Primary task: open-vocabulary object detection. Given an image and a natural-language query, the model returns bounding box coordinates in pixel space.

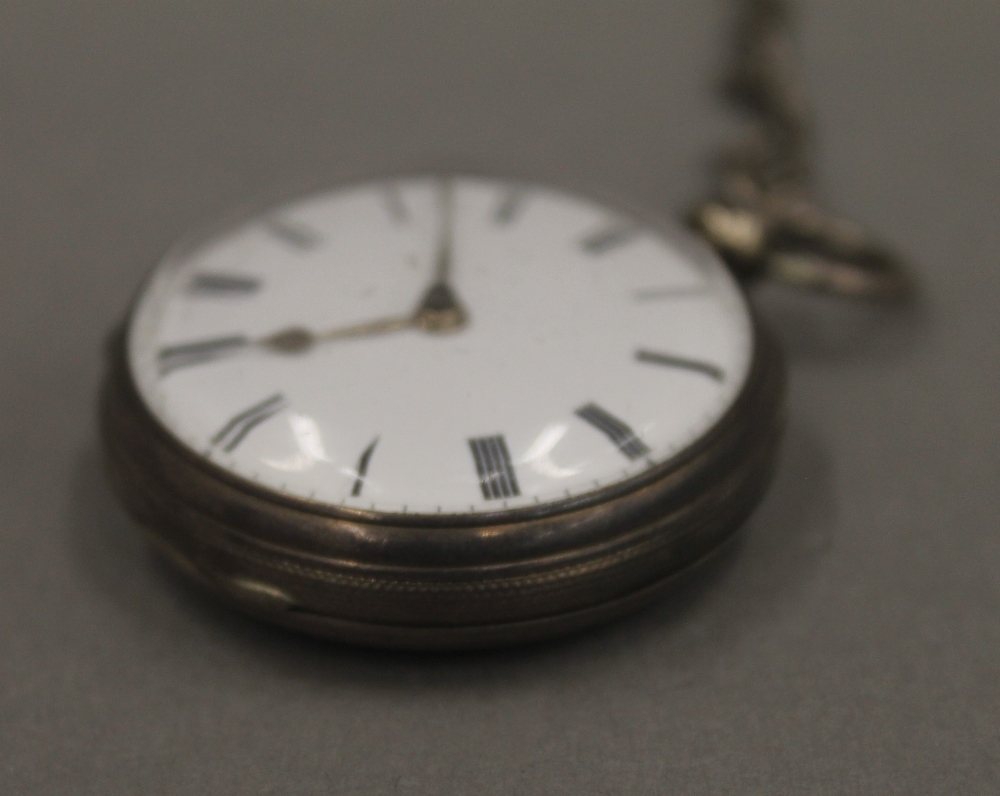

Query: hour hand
[259,314,415,354]
[259,179,469,353]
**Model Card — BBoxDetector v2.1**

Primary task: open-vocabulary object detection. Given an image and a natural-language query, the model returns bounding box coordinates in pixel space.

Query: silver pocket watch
[100,1,909,649]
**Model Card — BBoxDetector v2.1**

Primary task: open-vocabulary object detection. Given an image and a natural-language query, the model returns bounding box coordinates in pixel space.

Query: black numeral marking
[157,335,249,375]
[186,273,261,297]
[264,218,319,250]
[495,188,526,225]
[636,349,725,381]
[469,435,521,500]
[350,437,380,497]
[575,403,650,461]
[383,185,408,224]
[581,224,639,255]
[633,285,710,302]
[211,393,288,452]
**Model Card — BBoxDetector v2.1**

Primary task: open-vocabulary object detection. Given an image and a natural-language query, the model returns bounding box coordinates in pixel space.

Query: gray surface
[1,1,998,792]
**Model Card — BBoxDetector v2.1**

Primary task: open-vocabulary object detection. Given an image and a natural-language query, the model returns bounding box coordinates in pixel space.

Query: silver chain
[691,0,910,299]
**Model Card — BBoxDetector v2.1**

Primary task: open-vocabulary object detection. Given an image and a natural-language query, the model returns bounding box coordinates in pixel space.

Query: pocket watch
[99,0,908,649]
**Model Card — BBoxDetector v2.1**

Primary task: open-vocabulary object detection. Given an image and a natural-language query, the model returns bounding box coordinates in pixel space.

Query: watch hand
[259,314,415,353]
[413,177,467,333]
[260,180,467,353]
[433,177,454,284]
[257,284,468,353]
[413,279,466,332]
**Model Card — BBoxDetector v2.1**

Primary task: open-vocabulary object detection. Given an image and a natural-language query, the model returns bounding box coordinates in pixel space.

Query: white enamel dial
[128,176,754,516]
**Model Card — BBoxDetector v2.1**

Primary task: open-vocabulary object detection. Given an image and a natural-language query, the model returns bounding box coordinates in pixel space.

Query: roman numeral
[211,393,288,452]
[157,335,249,375]
[264,217,319,250]
[494,187,526,225]
[350,437,379,497]
[580,224,639,255]
[632,285,710,302]
[575,403,650,461]
[186,273,261,297]
[469,435,521,500]
[383,185,408,224]
[635,349,725,381]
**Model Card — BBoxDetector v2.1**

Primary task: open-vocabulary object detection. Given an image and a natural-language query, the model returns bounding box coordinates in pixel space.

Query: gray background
[1,1,997,793]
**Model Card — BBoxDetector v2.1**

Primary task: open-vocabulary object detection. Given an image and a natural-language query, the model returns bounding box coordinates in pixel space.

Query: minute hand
[433,177,455,283]
[412,178,467,333]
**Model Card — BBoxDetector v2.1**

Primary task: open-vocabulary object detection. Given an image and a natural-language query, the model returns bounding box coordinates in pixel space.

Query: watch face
[128,176,753,517]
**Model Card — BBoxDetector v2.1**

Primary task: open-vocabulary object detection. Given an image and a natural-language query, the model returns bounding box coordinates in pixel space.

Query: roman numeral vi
[469,435,521,500]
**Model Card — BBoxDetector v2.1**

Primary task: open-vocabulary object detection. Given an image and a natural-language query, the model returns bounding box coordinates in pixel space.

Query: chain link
[690,0,911,299]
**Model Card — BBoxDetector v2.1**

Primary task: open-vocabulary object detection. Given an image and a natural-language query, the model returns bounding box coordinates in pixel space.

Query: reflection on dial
[128,176,754,515]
